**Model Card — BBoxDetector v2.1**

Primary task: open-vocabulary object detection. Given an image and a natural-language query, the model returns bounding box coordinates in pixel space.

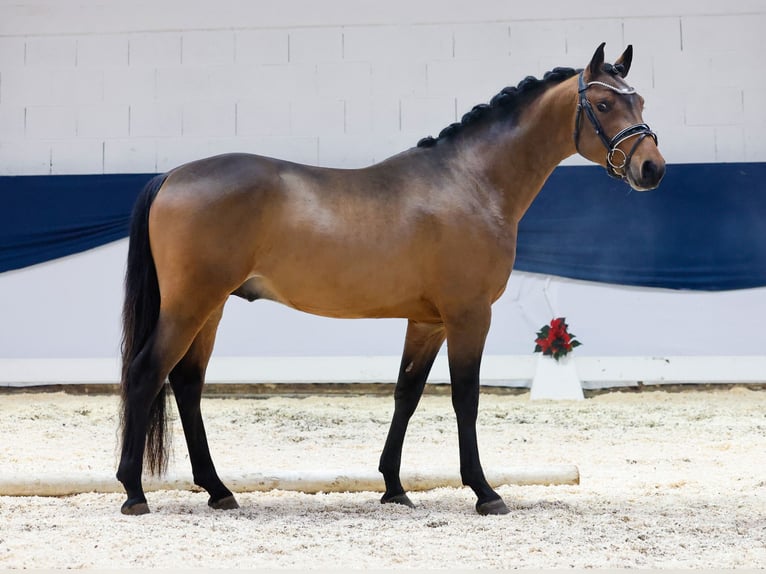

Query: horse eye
[597,102,609,112]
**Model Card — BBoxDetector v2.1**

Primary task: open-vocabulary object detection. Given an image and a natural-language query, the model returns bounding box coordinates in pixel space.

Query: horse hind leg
[168,305,238,510]
[118,302,227,514]
[117,332,170,515]
[379,320,446,508]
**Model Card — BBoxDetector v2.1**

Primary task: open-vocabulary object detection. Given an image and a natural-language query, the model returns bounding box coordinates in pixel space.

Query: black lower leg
[117,412,151,515]
[117,350,167,515]
[169,367,236,509]
[379,321,444,507]
[451,373,509,515]
[446,309,509,516]
[379,391,424,507]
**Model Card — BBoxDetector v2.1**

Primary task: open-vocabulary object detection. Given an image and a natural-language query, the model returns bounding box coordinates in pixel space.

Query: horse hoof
[209,495,239,510]
[476,498,510,516]
[381,492,415,508]
[121,501,150,515]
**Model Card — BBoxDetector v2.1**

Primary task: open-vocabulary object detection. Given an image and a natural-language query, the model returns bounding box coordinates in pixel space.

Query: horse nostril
[641,159,664,184]
[641,160,656,180]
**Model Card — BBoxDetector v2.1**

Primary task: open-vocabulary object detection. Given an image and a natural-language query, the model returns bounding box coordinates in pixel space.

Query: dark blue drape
[1,163,765,291]
[0,173,154,274]
[516,162,766,290]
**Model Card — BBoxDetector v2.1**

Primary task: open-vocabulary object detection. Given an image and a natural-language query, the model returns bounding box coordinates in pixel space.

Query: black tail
[120,173,169,476]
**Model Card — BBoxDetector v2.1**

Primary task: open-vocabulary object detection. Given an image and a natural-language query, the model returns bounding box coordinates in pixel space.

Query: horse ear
[587,42,606,78]
[614,45,633,78]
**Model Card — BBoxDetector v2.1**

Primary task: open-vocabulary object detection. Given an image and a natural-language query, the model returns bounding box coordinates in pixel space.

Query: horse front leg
[445,306,510,516]
[168,306,238,510]
[379,320,446,507]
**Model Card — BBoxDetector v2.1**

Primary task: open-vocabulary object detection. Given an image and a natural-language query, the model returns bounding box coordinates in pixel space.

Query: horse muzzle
[626,156,666,191]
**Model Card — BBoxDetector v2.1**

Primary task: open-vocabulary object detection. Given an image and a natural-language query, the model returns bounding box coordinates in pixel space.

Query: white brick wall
[103,69,156,104]
[129,102,182,138]
[25,106,77,138]
[182,101,236,137]
[510,21,567,58]
[50,139,103,174]
[290,98,345,137]
[25,36,77,67]
[0,1,763,175]
[0,140,50,173]
[128,34,182,67]
[0,38,25,67]
[343,26,453,63]
[182,31,235,66]
[316,62,371,98]
[400,96,455,135]
[103,139,157,173]
[453,24,510,60]
[0,105,24,137]
[77,104,129,138]
[289,28,343,63]
[76,36,129,69]
[236,99,291,137]
[236,30,289,66]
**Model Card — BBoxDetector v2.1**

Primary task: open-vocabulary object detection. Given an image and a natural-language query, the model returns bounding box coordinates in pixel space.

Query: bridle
[573,70,657,180]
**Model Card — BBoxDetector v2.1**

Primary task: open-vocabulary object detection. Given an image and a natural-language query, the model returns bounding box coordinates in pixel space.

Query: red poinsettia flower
[535,336,552,353]
[533,317,582,361]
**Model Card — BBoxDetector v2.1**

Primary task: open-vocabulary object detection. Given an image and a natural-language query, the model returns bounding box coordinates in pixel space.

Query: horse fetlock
[193,473,234,502]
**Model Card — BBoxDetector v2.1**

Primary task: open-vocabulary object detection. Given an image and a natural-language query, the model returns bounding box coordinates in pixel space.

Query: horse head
[574,43,666,191]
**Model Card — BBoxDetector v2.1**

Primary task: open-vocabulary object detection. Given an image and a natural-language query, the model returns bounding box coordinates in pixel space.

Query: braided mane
[417,66,579,148]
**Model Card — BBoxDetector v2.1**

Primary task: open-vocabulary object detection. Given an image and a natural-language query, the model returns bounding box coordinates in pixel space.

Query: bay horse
[117,43,665,516]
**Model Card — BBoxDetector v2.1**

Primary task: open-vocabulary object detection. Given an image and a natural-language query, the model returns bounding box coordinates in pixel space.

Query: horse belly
[246,261,436,321]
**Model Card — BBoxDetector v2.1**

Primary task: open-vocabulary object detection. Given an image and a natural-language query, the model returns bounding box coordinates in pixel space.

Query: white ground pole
[0,466,580,497]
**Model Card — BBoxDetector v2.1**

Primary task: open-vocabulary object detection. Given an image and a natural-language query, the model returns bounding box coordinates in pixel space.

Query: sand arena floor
[1,385,765,569]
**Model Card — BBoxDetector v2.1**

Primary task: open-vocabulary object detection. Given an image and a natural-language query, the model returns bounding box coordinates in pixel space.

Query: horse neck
[459,76,579,223]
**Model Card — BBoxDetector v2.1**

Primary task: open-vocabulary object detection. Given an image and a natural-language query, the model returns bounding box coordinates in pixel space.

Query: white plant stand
[530,354,584,400]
